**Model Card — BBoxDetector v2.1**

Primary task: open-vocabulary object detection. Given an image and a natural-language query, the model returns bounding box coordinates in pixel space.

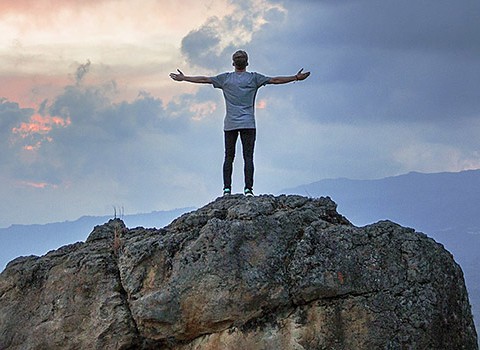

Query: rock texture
[0,195,477,349]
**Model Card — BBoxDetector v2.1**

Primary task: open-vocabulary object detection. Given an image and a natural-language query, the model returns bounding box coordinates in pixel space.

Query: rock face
[0,195,477,349]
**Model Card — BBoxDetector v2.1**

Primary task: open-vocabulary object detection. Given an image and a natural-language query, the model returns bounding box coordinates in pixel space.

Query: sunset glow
[0,0,479,228]
[12,114,71,138]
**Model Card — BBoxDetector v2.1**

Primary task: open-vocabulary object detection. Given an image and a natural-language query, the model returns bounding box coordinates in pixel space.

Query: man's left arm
[268,68,310,85]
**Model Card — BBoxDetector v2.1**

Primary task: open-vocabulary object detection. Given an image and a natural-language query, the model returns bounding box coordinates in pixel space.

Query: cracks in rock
[235,288,379,336]
[109,233,143,348]
[238,303,296,333]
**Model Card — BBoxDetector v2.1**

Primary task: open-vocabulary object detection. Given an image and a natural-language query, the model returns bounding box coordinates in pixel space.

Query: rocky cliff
[0,195,477,349]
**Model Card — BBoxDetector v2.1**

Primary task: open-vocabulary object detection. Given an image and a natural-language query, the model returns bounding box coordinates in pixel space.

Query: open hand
[169,69,185,81]
[295,68,311,81]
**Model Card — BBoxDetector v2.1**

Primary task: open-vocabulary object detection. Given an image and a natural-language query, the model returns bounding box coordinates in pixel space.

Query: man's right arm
[169,69,212,84]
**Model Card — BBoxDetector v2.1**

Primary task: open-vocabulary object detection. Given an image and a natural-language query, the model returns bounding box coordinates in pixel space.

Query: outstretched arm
[169,69,212,84]
[268,68,311,85]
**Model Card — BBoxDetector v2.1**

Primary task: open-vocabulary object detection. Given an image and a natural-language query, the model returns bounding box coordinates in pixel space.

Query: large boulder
[0,195,477,349]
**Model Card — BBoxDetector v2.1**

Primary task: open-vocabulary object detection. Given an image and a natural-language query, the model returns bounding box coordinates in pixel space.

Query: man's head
[232,50,248,70]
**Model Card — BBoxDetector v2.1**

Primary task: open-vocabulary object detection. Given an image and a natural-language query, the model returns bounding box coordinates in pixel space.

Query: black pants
[223,128,256,190]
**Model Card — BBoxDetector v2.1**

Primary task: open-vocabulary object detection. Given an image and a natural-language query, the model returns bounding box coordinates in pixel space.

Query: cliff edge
[0,195,477,349]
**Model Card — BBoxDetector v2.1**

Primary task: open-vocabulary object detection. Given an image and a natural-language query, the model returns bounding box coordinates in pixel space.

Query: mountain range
[0,207,193,272]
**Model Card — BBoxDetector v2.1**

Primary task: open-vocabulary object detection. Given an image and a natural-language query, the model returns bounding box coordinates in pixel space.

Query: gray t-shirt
[211,71,271,131]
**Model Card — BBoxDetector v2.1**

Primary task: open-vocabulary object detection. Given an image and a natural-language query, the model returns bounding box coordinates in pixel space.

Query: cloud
[276,0,480,53]
[180,0,286,70]
[0,99,31,134]
[247,0,480,125]
[0,1,240,109]
[181,21,222,69]
[4,59,226,206]
[1,0,480,228]
[0,99,34,165]
[0,62,226,227]
[11,114,70,151]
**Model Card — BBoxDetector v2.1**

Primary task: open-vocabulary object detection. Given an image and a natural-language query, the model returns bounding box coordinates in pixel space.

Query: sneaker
[223,188,231,196]
[244,188,254,197]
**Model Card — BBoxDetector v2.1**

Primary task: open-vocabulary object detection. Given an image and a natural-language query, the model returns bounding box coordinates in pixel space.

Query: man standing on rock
[170,50,310,197]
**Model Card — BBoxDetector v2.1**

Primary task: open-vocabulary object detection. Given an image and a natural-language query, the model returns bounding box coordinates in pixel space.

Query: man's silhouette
[170,50,310,196]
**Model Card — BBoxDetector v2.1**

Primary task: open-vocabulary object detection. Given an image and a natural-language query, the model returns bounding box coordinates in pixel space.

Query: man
[170,50,310,197]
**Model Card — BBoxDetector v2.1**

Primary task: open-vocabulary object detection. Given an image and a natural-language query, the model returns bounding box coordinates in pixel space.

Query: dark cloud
[181,18,224,69]
[276,0,480,53]
[0,99,35,168]
[35,85,194,181]
[180,1,287,71]
[343,1,479,53]
[247,0,480,125]
[0,99,32,135]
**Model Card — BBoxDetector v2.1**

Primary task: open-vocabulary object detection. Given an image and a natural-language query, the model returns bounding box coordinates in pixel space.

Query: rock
[0,195,477,349]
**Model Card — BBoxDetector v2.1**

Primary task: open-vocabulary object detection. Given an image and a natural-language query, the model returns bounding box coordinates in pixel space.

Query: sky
[1,0,479,227]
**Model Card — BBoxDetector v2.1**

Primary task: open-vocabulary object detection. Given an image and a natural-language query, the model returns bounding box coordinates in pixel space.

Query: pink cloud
[12,114,71,138]
[15,180,59,189]
[0,0,233,37]
[11,113,71,151]
[256,99,267,109]
[0,0,104,15]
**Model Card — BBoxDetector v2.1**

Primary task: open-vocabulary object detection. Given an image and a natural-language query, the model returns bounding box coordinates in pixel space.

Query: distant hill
[283,169,480,229]
[0,207,194,271]
[282,169,480,341]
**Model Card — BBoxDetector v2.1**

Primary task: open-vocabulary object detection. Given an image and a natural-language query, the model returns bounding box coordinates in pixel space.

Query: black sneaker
[223,188,231,196]
[244,188,254,197]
